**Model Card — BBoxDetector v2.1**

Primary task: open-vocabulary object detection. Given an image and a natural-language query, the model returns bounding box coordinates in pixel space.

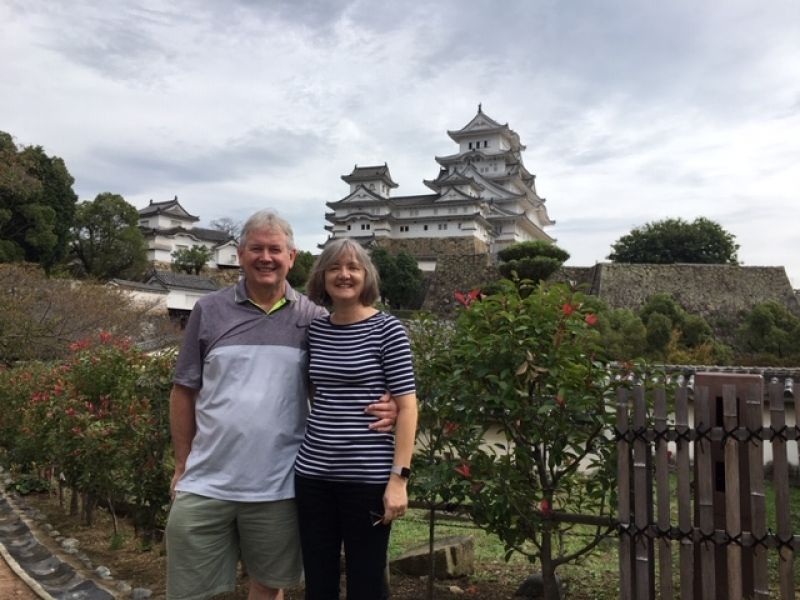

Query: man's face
[237,227,297,293]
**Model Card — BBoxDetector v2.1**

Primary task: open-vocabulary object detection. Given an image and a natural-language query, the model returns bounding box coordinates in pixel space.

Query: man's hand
[170,467,185,502]
[366,391,398,432]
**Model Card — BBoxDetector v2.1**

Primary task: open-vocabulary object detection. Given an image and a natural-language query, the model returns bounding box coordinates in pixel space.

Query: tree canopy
[0,263,170,364]
[71,192,148,281]
[608,217,739,265]
[287,250,315,290]
[497,240,570,283]
[371,247,424,309]
[737,301,800,361]
[172,245,212,275]
[0,132,78,271]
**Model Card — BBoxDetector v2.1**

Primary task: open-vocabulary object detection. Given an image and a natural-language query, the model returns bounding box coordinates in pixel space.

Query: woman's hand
[382,475,408,524]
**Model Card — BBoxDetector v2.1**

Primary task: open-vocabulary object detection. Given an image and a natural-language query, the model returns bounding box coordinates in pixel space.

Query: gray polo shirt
[173,279,326,502]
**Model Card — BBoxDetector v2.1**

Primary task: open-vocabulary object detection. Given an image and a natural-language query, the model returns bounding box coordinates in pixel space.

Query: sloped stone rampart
[585,263,799,321]
[421,254,498,315]
[423,259,799,323]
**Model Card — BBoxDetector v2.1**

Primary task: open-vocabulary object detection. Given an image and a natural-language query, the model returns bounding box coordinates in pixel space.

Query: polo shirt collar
[234,278,298,305]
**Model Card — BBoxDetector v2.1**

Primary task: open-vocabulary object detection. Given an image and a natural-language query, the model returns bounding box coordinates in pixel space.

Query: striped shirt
[294,312,416,483]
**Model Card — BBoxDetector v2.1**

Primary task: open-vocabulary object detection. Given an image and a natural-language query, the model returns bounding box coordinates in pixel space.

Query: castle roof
[140,225,234,245]
[446,105,525,150]
[341,164,399,188]
[146,269,219,291]
[138,196,199,221]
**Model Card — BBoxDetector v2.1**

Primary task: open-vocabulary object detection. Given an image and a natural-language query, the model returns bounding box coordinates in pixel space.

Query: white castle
[324,106,555,270]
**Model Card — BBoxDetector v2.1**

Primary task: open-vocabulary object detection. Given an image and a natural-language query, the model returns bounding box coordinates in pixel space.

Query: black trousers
[295,474,391,600]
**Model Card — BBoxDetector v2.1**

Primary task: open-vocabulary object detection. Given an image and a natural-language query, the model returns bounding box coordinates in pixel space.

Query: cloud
[2,0,799,287]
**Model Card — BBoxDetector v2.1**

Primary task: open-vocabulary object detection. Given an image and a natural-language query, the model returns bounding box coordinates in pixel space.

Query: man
[166,210,395,600]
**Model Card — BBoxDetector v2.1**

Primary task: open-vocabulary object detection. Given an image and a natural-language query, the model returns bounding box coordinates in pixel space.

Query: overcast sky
[2,0,799,286]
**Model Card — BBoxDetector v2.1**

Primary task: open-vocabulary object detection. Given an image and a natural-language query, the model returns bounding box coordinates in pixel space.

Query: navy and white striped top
[294,311,416,484]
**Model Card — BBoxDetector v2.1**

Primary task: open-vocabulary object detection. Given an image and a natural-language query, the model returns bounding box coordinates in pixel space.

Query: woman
[294,238,418,600]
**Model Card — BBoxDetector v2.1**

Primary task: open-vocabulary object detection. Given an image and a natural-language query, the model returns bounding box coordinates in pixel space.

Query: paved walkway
[0,552,41,599]
[0,490,114,600]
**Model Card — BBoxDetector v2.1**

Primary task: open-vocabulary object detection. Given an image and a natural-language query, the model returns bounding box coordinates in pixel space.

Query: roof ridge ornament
[478,102,482,113]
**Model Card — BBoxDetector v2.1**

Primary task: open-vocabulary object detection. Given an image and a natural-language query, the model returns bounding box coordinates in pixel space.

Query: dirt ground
[17,491,532,599]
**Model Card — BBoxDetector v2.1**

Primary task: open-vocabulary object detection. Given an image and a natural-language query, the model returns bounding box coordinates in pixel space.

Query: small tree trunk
[540,522,561,600]
[82,493,97,526]
[427,507,436,600]
[69,487,79,516]
[107,497,119,535]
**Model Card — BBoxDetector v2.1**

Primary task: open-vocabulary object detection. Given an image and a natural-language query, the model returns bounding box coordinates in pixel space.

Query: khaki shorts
[165,492,303,600]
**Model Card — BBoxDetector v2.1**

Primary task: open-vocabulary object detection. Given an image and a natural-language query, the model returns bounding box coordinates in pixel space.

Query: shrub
[412,279,639,600]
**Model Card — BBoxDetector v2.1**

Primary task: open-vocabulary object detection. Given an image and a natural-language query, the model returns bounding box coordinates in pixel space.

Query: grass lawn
[392,474,800,598]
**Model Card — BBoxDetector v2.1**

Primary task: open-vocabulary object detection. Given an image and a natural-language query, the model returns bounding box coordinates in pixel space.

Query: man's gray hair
[239,210,295,250]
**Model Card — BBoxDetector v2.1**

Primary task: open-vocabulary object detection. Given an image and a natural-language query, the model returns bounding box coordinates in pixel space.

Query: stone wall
[588,263,800,322]
[376,237,489,258]
[422,259,800,323]
[421,254,498,316]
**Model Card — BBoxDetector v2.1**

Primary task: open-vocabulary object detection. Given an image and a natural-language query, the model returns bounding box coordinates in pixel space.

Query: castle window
[361,223,371,230]
[423,225,429,231]
[438,223,448,231]
[400,225,409,232]
[468,142,473,149]
[347,225,351,230]
[484,140,488,148]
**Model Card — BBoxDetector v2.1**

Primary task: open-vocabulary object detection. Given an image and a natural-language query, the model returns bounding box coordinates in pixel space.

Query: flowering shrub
[412,280,641,600]
[0,333,174,539]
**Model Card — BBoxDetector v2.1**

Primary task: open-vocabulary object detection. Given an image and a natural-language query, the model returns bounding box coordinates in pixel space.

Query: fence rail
[617,374,797,599]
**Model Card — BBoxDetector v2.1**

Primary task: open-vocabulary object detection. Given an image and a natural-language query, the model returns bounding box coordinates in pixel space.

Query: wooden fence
[617,373,797,599]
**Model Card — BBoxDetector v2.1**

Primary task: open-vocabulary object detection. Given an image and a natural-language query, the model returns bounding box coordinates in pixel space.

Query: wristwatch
[390,465,411,479]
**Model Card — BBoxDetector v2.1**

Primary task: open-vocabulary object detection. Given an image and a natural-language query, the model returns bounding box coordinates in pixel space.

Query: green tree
[598,307,647,361]
[608,217,739,265]
[497,240,570,283]
[408,314,473,595]
[371,247,424,309]
[287,249,314,289]
[0,132,78,270]
[420,280,639,600]
[172,245,212,275]
[71,193,148,280]
[737,301,800,360]
[639,293,722,363]
[645,312,674,356]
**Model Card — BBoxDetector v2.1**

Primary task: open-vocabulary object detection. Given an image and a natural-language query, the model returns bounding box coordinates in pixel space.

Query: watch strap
[390,465,411,479]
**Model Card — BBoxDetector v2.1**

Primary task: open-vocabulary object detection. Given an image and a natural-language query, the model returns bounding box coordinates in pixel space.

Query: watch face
[392,466,411,479]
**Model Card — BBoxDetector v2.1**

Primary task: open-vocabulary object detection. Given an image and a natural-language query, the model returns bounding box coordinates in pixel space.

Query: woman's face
[324,250,366,306]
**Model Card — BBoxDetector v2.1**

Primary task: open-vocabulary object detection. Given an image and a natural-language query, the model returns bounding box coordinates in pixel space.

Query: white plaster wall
[166,290,207,311]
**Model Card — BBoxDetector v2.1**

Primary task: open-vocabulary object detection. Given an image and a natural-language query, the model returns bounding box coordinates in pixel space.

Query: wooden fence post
[617,387,633,600]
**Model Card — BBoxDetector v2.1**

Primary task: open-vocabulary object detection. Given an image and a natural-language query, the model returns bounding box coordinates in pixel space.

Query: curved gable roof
[138,196,199,221]
[341,164,399,188]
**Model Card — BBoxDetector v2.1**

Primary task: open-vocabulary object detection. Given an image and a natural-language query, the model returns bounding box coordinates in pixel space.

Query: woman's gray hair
[306,238,380,307]
[239,210,295,250]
